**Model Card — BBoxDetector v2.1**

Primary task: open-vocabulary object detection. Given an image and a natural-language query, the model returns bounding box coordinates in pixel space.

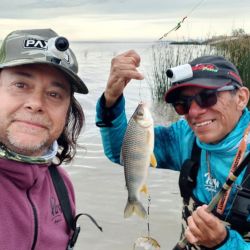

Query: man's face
[0,64,71,156]
[182,86,245,143]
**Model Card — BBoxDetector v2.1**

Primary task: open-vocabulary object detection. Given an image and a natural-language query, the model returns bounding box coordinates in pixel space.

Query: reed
[148,42,215,103]
[213,36,250,91]
[149,34,250,107]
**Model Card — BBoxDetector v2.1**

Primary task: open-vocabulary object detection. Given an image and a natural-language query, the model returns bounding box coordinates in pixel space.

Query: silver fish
[133,236,161,250]
[121,102,157,219]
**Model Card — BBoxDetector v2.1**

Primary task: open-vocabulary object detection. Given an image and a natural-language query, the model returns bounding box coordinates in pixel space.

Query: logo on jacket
[50,196,63,224]
[204,172,219,194]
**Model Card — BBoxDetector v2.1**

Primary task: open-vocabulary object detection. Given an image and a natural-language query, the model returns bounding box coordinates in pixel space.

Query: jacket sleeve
[217,228,250,250]
[96,94,127,164]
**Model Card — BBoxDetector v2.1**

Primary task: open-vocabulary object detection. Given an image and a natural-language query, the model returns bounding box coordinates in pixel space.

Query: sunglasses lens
[172,90,219,115]
[173,101,189,115]
[197,91,218,108]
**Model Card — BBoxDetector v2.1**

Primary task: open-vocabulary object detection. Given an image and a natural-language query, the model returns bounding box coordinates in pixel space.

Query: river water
[66,42,182,250]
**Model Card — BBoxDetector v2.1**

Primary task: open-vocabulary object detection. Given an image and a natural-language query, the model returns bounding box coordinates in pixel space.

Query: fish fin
[120,157,124,166]
[120,149,124,166]
[124,200,147,219]
[150,153,157,168]
[134,236,161,249]
[140,184,148,194]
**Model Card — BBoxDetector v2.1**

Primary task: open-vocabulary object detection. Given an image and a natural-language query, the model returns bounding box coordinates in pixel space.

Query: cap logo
[23,38,70,63]
[24,39,47,49]
[192,64,218,73]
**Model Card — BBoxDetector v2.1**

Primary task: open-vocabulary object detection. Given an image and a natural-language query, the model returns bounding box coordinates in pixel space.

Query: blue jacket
[96,94,250,250]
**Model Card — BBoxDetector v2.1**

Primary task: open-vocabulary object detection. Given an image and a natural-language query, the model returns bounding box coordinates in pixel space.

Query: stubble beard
[3,129,52,157]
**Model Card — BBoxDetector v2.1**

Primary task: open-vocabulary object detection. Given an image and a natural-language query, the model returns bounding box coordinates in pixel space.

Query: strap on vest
[49,166,103,250]
[49,166,75,230]
[179,140,201,204]
[229,162,250,233]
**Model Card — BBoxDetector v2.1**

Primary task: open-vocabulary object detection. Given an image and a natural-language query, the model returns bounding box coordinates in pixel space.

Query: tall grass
[149,36,250,105]
[148,42,216,103]
[213,36,250,91]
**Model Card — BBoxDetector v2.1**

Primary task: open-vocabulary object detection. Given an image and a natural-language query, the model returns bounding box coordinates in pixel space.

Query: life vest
[178,140,250,249]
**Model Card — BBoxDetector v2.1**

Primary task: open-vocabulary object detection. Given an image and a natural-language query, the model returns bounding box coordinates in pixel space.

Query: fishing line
[137,0,206,101]
[147,195,151,237]
[139,79,143,102]
[186,0,206,17]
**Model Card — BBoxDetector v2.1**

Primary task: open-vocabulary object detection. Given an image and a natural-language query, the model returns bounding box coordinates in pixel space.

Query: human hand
[104,50,144,107]
[185,205,227,248]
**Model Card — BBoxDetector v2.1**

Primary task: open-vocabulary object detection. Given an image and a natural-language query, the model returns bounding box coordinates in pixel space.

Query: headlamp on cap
[47,36,69,63]
[166,64,193,84]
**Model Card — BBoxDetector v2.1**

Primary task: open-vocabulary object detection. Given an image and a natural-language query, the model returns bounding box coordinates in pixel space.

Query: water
[72,41,154,140]
[65,42,182,250]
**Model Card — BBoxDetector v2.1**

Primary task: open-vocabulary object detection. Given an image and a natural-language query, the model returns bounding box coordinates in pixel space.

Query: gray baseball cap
[0,28,88,94]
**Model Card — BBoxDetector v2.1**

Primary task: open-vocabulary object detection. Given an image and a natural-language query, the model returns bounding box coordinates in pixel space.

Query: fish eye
[137,110,144,117]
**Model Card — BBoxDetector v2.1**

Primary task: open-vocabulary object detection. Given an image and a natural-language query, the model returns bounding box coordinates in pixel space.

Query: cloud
[0,0,249,41]
[1,0,250,21]
[0,0,203,19]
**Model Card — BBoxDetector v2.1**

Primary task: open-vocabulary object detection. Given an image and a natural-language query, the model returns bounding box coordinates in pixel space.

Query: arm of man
[185,204,250,249]
[96,50,143,163]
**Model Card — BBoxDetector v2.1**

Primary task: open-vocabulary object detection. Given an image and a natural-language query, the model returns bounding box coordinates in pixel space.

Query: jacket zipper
[27,189,38,250]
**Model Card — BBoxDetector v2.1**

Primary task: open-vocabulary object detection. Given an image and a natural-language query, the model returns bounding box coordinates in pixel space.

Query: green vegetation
[149,28,250,107]
[213,30,250,91]
[149,43,215,103]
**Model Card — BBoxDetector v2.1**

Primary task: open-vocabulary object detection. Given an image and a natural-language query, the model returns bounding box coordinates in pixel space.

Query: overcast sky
[1,0,250,41]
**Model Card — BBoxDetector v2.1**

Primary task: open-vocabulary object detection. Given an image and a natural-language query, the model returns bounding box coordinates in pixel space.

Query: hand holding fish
[185,205,227,248]
[104,50,144,107]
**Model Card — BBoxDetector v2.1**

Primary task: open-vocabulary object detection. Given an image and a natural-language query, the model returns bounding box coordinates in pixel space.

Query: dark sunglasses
[172,85,237,115]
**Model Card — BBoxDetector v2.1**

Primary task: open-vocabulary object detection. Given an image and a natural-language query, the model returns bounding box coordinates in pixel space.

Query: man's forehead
[3,64,67,79]
[1,64,71,91]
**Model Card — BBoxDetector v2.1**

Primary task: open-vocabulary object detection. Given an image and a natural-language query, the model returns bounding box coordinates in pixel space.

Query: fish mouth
[134,117,153,128]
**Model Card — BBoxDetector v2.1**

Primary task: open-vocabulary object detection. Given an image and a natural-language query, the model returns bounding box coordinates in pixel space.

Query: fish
[120,102,157,219]
[133,236,160,250]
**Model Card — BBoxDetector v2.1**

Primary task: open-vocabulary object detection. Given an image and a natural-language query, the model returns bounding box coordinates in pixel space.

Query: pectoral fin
[150,153,157,168]
[140,184,148,194]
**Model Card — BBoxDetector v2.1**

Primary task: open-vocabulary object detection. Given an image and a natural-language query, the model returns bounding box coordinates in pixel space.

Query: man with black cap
[0,29,89,249]
[96,50,250,249]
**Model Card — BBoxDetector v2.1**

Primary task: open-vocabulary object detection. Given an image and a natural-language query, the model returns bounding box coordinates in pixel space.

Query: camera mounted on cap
[47,36,69,64]
[166,64,193,84]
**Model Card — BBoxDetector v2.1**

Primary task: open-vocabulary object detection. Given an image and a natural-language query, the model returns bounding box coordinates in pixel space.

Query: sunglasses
[172,85,237,115]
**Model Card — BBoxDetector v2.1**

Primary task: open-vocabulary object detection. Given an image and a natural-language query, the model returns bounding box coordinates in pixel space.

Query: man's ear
[237,87,250,111]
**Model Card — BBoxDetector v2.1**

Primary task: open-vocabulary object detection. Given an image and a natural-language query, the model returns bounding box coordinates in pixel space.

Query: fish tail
[124,200,147,219]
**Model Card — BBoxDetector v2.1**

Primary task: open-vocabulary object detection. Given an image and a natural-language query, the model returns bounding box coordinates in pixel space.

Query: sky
[0,0,250,41]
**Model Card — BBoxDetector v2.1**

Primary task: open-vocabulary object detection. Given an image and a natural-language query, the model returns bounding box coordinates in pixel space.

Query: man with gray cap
[0,29,91,249]
[96,50,250,249]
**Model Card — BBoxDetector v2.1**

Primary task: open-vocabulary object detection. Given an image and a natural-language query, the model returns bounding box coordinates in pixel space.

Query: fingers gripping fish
[120,102,157,219]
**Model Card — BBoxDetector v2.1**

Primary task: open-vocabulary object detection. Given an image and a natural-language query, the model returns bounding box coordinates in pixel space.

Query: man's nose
[24,92,45,112]
[188,99,206,116]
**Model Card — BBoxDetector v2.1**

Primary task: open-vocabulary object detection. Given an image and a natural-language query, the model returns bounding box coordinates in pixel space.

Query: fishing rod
[173,151,250,250]
[158,0,206,40]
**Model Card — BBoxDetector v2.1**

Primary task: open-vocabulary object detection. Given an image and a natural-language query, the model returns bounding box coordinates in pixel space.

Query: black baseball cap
[0,28,88,94]
[165,55,242,103]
